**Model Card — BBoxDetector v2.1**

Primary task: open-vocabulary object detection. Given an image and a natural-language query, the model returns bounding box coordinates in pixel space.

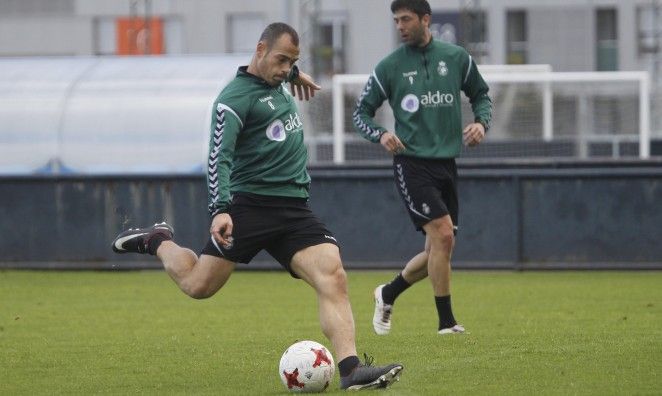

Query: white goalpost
[331,67,651,164]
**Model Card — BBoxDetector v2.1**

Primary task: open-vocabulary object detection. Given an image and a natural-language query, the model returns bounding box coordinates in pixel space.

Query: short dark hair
[258,22,299,49]
[390,0,431,18]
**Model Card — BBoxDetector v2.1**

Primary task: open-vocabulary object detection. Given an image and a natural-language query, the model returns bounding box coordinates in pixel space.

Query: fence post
[332,75,345,164]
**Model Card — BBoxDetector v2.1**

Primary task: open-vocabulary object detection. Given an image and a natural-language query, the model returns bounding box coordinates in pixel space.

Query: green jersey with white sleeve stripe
[207,66,310,217]
[353,39,492,159]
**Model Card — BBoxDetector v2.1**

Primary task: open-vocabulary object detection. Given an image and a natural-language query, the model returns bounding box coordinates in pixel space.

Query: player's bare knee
[333,265,348,288]
[436,229,455,250]
[183,280,215,299]
[426,221,455,251]
[322,260,349,296]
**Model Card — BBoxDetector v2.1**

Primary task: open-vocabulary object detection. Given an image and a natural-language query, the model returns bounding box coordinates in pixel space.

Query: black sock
[435,295,457,330]
[381,273,411,305]
[338,355,360,377]
[147,233,171,256]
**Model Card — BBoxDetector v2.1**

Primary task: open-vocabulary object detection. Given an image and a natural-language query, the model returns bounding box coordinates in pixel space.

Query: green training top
[353,39,492,159]
[207,66,310,217]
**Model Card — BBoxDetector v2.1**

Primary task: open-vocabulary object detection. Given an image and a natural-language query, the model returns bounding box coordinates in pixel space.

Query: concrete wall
[1,161,661,270]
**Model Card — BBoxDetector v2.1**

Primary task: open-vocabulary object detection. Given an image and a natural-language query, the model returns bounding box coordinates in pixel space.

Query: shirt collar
[237,65,274,87]
[406,37,435,53]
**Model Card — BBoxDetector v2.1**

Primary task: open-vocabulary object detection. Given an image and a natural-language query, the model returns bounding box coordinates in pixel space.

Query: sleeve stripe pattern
[218,103,243,128]
[207,107,224,216]
[352,75,383,140]
[371,71,387,98]
[483,100,494,131]
[463,54,473,85]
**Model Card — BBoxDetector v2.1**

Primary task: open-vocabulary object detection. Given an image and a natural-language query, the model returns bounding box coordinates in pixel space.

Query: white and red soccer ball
[279,340,335,393]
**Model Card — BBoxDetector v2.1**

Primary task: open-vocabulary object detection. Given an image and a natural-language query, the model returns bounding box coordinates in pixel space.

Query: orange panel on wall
[116,17,164,55]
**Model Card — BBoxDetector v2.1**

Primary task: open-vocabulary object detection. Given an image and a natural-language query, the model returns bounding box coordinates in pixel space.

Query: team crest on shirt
[437,61,448,76]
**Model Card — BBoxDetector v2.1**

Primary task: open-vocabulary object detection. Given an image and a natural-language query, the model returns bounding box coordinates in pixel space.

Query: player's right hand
[379,131,406,154]
[211,213,234,248]
[290,70,321,101]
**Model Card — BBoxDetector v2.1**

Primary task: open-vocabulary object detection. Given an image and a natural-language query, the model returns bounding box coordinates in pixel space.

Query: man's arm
[207,101,241,226]
[461,55,493,132]
[208,101,243,246]
[352,72,389,143]
[288,65,321,101]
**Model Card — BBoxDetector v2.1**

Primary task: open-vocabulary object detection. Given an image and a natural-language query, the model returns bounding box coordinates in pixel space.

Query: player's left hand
[290,70,321,101]
[463,122,485,147]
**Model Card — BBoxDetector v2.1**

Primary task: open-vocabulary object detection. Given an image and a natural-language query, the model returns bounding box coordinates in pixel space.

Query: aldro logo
[420,91,454,106]
[400,91,455,113]
[266,112,303,141]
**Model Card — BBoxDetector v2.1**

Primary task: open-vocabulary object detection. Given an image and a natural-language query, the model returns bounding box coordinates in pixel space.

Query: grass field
[1,269,661,395]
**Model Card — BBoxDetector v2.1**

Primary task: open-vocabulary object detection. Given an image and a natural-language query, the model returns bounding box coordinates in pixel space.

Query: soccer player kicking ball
[353,0,493,336]
[112,22,402,390]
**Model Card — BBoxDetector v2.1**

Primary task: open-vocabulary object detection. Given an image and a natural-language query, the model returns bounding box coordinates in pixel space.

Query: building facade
[0,0,660,82]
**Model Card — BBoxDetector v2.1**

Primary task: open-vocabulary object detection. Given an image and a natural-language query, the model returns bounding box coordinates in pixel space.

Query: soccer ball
[279,340,335,393]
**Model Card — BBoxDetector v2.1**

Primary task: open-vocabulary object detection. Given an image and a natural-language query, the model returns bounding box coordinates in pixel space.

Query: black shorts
[393,155,459,233]
[200,193,338,277]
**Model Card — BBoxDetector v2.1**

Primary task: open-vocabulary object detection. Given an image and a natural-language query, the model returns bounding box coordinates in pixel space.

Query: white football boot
[372,285,393,335]
[438,324,466,335]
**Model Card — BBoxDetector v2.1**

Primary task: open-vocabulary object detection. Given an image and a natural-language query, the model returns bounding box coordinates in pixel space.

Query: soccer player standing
[353,0,492,335]
[112,22,403,390]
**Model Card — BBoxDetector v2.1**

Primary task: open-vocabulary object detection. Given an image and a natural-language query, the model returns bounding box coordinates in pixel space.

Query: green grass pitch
[1,269,661,395]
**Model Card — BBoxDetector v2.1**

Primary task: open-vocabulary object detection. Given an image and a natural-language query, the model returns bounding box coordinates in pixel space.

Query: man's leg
[381,250,429,304]
[290,243,356,361]
[290,243,403,390]
[372,250,428,335]
[112,222,235,299]
[401,250,430,284]
[423,215,463,334]
[157,241,235,299]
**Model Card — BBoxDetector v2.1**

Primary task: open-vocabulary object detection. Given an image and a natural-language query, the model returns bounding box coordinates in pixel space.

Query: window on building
[313,13,347,78]
[94,18,116,56]
[116,17,164,55]
[227,14,265,53]
[164,18,183,54]
[430,11,488,60]
[0,0,73,15]
[596,9,618,71]
[94,17,181,55]
[637,5,661,58]
[506,10,527,64]
[459,11,488,61]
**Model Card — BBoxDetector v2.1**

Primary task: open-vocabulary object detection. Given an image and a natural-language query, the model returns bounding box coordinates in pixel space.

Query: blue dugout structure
[0,160,661,270]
